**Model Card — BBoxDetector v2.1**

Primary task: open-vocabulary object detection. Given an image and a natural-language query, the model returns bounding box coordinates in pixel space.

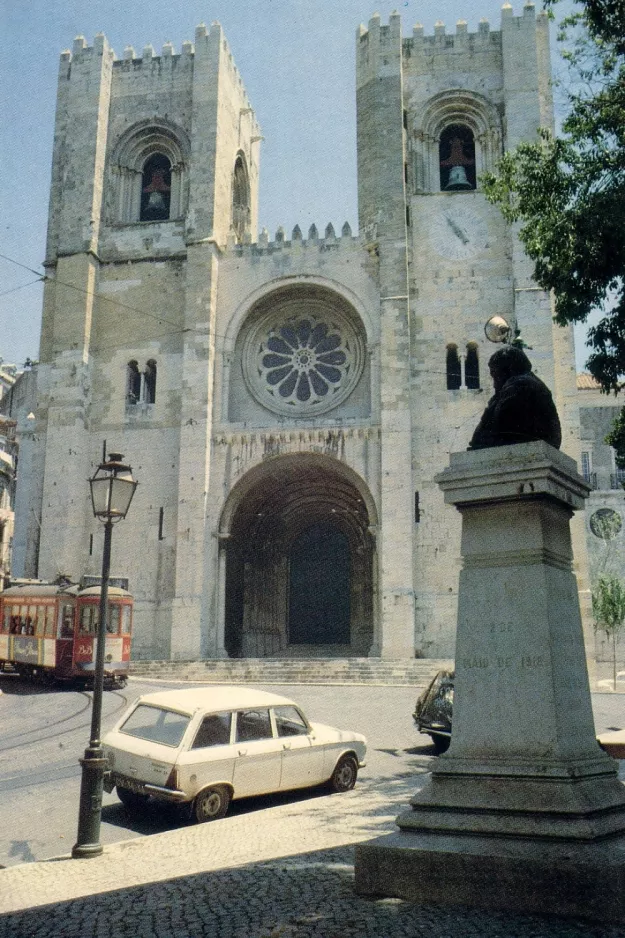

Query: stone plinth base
[355,831,625,923]
[399,755,625,840]
[354,444,625,924]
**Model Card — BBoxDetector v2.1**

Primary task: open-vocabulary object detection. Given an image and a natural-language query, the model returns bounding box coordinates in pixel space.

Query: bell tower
[32,24,261,658]
[356,4,582,657]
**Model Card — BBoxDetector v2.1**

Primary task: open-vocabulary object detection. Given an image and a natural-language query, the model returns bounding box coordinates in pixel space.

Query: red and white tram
[0,582,133,687]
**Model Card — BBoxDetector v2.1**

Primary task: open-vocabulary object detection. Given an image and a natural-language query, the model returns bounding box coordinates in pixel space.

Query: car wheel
[329,754,358,792]
[194,786,230,823]
[117,786,149,810]
[430,734,450,754]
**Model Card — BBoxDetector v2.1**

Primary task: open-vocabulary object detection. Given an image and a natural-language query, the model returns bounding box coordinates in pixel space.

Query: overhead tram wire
[0,250,490,384]
[0,251,184,332]
[0,278,44,299]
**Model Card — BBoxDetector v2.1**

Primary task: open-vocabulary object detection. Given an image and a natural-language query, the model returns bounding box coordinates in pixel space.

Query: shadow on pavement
[0,675,63,696]
[102,784,333,836]
[0,846,620,938]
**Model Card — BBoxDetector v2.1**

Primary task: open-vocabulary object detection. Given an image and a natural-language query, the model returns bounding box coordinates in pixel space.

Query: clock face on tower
[429,204,489,260]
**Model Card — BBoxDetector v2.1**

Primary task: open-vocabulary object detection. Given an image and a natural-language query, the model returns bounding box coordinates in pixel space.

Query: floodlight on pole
[484,315,512,344]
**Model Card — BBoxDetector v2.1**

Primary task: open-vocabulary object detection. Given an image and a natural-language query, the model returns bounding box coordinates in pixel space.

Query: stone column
[355,442,625,923]
[215,534,229,658]
[357,13,415,659]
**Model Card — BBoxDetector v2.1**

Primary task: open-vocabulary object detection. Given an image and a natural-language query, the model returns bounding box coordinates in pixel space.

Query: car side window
[235,709,273,742]
[273,706,309,738]
[191,712,232,749]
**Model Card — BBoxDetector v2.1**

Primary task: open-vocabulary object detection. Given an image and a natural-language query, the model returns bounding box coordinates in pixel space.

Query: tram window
[45,605,56,637]
[18,606,30,634]
[2,608,10,632]
[59,604,75,638]
[121,606,131,634]
[108,605,121,634]
[9,607,21,633]
[28,606,38,636]
[80,606,98,635]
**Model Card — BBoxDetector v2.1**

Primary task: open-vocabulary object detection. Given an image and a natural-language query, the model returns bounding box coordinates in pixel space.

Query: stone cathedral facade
[18,6,584,663]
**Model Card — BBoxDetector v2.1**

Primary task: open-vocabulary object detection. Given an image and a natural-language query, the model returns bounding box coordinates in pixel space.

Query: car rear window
[120,704,190,747]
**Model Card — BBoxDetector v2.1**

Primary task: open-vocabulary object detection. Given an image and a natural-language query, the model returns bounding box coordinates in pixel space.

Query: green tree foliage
[482,0,625,455]
[591,573,625,688]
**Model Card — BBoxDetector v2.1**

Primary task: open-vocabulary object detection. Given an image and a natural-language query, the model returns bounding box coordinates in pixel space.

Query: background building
[0,366,39,581]
[0,361,21,590]
[578,374,625,679]
[13,7,587,664]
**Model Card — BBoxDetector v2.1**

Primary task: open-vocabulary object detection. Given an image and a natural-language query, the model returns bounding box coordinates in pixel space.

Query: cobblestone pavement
[1,771,624,937]
[0,682,623,937]
[2,847,623,938]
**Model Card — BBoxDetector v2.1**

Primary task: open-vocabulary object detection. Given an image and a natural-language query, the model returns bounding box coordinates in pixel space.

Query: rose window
[261,318,352,404]
[243,304,364,417]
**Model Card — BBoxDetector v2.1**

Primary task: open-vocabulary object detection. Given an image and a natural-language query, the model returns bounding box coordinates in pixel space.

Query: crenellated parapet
[224,222,359,257]
[353,4,548,57]
[59,24,256,119]
[356,11,403,86]
[404,15,496,50]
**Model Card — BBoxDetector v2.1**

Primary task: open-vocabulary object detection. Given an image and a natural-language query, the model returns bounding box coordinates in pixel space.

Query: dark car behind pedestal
[413,670,454,753]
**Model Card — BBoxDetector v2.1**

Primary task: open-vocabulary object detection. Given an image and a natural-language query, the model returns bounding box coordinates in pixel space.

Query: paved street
[0,675,439,868]
[0,675,623,937]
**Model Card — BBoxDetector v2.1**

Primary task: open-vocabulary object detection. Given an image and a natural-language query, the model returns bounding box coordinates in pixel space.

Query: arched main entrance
[221,455,376,658]
[288,522,351,645]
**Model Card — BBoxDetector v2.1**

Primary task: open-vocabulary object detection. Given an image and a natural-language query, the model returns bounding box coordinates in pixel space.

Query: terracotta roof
[577,372,602,390]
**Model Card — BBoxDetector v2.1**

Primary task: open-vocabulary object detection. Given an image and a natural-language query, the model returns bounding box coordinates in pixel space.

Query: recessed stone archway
[220,454,377,658]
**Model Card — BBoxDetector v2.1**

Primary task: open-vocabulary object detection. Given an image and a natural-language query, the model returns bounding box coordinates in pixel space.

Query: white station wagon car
[102,686,367,823]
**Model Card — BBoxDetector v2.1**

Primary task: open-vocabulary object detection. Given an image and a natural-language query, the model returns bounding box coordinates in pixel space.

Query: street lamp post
[72,452,138,859]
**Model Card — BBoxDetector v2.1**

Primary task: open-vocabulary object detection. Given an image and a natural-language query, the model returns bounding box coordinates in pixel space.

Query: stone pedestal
[355,443,625,923]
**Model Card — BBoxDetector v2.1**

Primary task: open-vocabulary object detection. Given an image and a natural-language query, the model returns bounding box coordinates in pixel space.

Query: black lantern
[72,453,138,859]
[89,453,138,521]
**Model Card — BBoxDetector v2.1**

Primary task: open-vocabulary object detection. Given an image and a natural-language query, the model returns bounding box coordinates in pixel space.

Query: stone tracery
[241,288,366,417]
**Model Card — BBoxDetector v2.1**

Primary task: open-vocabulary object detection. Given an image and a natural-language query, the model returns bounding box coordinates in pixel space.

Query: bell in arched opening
[445,164,472,190]
[439,125,476,191]
[146,186,166,211]
[140,153,172,221]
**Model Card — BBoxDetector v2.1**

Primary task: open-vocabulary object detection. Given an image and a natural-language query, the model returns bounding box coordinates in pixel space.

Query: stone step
[130,658,453,686]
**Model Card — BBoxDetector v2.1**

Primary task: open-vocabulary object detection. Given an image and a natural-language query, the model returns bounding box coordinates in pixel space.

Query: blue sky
[1,1,588,369]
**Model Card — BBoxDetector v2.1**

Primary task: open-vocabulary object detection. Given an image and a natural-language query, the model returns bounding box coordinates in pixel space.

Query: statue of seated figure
[469,346,562,451]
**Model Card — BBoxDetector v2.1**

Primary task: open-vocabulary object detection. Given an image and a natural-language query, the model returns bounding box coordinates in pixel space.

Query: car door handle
[282,742,292,750]
[238,748,247,756]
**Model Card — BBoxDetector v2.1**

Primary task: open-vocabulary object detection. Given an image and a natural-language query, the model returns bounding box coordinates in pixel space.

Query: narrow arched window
[439,125,476,191]
[465,343,480,389]
[446,345,462,390]
[126,359,157,410]
[141,153,172,221]
[144,360,157,404]
[126,361,141,405]
[232,155,250,243]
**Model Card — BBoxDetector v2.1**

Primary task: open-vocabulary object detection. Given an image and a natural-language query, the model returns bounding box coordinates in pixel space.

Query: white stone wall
[21,9,588,663]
